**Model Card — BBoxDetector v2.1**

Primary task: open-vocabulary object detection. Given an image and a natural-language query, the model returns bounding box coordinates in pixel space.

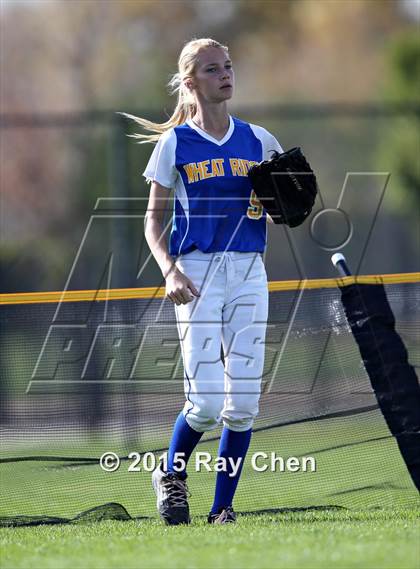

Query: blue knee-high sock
[211,427,252,513]
[166,412,203,476]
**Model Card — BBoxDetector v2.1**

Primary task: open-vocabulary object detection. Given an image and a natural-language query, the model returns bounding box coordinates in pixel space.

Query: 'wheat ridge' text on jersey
[143,116,283,256]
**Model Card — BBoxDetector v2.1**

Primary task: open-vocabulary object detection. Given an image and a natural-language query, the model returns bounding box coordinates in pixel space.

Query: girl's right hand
[165,266,201,305]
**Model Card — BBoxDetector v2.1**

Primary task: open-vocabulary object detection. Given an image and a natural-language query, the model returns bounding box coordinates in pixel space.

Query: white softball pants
[174,250,269,433]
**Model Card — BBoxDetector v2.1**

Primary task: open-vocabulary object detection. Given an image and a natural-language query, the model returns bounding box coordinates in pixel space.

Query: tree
[377,32,420,213]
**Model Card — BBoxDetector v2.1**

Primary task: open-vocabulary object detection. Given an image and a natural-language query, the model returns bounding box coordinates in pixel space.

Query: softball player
[127,38,282,525]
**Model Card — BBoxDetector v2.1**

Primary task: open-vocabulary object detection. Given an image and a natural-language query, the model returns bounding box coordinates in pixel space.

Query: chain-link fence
[1,103,419,293]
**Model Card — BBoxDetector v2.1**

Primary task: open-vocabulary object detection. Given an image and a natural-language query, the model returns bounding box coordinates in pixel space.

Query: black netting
[1,281,419,526]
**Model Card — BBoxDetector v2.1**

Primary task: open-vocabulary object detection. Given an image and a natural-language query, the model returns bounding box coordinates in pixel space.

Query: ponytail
[120,38,228,144]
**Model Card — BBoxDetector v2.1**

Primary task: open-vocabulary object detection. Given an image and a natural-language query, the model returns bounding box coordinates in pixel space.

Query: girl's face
[187,47,234,104]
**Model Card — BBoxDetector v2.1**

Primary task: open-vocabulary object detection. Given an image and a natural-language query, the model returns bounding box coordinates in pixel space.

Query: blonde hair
[120,38,229,144]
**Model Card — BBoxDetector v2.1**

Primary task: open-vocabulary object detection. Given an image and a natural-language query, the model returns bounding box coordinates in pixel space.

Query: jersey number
[247,190,263,220]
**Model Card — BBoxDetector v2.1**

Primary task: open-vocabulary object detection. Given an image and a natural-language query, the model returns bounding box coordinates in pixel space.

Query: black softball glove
[248,147,318,227]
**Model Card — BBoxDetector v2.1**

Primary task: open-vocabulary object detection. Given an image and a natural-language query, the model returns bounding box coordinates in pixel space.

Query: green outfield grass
[1,508,419,569]
[2,412,419,520]
[2,411,419,568]
[0,412,417,517]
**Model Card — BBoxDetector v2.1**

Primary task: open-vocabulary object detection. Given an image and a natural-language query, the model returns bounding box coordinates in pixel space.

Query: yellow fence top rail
[0,272,418,306]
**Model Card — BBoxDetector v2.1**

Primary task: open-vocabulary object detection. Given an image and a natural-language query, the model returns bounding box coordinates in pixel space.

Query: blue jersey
[143,116,283,256]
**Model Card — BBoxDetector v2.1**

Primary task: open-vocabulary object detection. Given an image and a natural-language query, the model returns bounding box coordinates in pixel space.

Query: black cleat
[207,506,237,524]
[152,464,191,525]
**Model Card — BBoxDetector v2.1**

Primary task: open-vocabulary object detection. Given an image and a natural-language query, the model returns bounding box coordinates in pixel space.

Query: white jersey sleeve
[249,124,284,160]
[142,129,178,189]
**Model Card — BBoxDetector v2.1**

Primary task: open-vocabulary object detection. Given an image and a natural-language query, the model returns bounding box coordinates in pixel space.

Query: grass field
[1,412,419,568]
[2,412,419,518]
[1,508,419,569]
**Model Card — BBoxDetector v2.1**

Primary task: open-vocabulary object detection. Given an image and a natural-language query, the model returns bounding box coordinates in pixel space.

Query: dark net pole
[339,283,420,491]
